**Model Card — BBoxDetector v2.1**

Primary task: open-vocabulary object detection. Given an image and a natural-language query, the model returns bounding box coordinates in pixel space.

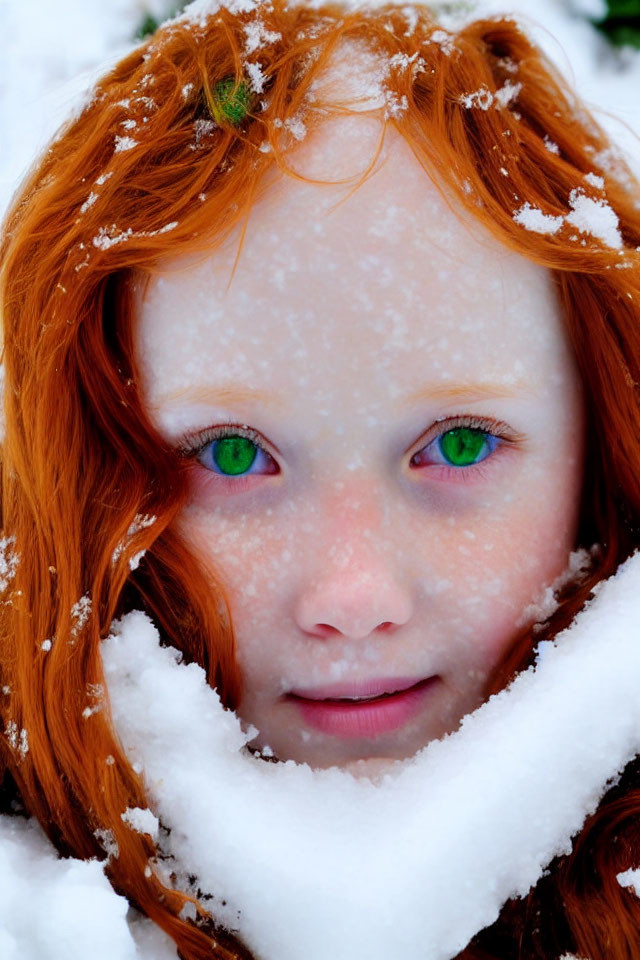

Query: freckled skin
[134,112,585,770]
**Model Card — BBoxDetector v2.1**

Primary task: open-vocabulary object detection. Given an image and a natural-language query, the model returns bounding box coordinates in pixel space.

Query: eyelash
[176,415,520,486]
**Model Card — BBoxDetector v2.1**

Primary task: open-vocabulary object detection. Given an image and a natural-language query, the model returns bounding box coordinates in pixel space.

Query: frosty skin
[134,111,585,771]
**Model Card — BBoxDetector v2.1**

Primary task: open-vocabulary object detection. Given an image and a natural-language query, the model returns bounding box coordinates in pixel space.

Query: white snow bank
[0,815,177,960]
[103,550,640,960]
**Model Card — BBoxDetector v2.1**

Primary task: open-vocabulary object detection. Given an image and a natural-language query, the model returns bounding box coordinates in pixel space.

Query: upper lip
[286,676,429,701]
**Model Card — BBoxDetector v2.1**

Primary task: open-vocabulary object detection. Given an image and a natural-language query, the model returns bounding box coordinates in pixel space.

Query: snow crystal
[181,82,194,101]
[401,5,418,36]
[0,535,19,592]
[384,91,409,119]
[429,29,456,56]
[245,61,267,94]
[114,135,137,153]
[493,80,522,108]
[544,135,560,154]
[134,96,156,110]
[41,639,52,652]
[584,171,605,189]
[566,188,622,248]
[121,807,160,842]
[5,722,28,761]
[191,118,216,149]
[102,552,640,960]
[70,594,91,638]
[79,191,98,214]
[459,79,521,111]
[459,85,494,110]
[129,550,146,572]
[496,56,518,74]
[617,867,640,897]
[112,514,157,567]
[121,118,137,130]
[519,548,593,629]
[93,225,134,250]
[513,202,564,235]
[243,20,281,55]
[175,0,261,30]
[94,827,119,862]
[388,52,425,78]
[284,116,306,141]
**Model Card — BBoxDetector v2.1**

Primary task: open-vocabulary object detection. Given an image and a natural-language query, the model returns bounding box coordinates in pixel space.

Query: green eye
[212,436,258,475]
[438,428,491,466]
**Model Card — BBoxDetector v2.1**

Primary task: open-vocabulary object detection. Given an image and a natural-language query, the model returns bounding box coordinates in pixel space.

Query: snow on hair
[0,2,639,958]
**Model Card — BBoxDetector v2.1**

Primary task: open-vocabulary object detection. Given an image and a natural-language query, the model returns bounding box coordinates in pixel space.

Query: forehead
[135,118,571,425]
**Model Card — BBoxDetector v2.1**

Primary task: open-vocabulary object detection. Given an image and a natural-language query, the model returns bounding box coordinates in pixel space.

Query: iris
[211,436,258,475]
[437,427,495,467]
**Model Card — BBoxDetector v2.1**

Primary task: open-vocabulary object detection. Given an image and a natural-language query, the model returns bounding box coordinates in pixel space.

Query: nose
[293,542,414,641]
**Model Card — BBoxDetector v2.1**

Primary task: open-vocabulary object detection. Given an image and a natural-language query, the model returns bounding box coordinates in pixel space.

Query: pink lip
[286,676,438,739]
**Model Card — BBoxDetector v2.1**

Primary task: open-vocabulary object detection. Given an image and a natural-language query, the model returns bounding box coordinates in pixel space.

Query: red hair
[1,4,639,958]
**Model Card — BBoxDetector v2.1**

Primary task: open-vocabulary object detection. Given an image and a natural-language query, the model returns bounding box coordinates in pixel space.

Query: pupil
[439,428,486,466]
[212,436,258,475]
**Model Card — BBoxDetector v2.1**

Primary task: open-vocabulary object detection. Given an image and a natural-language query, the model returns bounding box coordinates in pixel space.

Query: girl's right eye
[178,426,279,478]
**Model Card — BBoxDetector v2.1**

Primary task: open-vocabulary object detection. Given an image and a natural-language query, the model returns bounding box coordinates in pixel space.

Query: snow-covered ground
[1,1,640,959]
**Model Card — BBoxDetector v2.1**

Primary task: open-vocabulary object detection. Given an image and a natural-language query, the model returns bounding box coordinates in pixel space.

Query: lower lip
[287,678,438,739]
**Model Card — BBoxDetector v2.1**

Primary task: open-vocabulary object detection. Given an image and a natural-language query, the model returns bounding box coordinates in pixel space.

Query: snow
[514,187,623,248]
[565,187,623,248]
[513,202,565,235]
[0,816,177,960]
[121,807,160,842]
[617,867,640,898]
[0,536,20,593]
[98,552,640,960]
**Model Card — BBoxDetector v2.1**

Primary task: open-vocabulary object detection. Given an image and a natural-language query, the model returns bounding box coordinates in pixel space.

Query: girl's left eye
[178,426,279,477]
[410,424,503,470]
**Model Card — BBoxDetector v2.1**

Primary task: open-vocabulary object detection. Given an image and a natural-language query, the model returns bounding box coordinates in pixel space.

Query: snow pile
[102,551,640,960]
[0,815,177,960]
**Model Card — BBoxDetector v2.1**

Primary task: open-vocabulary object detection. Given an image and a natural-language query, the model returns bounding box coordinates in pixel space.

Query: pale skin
[134,108,586,772]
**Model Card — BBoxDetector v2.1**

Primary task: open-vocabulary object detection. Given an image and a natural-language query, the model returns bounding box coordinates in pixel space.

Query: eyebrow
[401,381,531,406]
[153,380,530,413]
[152,385,286,412]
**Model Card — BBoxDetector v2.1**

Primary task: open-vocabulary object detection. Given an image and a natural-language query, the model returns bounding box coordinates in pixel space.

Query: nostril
[315,623,341,638]
[378,621,394,632]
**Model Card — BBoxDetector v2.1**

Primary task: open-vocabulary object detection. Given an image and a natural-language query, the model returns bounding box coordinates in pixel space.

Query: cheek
[175,508,298,672]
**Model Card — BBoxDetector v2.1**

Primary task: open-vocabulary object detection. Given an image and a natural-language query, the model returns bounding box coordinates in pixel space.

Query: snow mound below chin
[103,551,640,960]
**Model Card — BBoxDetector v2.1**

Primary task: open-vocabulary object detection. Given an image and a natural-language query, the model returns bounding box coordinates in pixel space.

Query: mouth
[285,676,438,739]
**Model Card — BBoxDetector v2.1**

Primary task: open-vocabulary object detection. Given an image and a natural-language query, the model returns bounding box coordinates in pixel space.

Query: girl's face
[134,116,585,770]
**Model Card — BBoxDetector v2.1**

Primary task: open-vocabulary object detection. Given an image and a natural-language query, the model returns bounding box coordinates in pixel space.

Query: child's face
[135,118,585,770]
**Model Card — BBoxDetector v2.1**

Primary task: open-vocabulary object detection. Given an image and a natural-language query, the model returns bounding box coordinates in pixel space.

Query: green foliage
[211,77,254,125]
[135,3,187,41]
[594,0,640,48]
[604,0,640,17]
